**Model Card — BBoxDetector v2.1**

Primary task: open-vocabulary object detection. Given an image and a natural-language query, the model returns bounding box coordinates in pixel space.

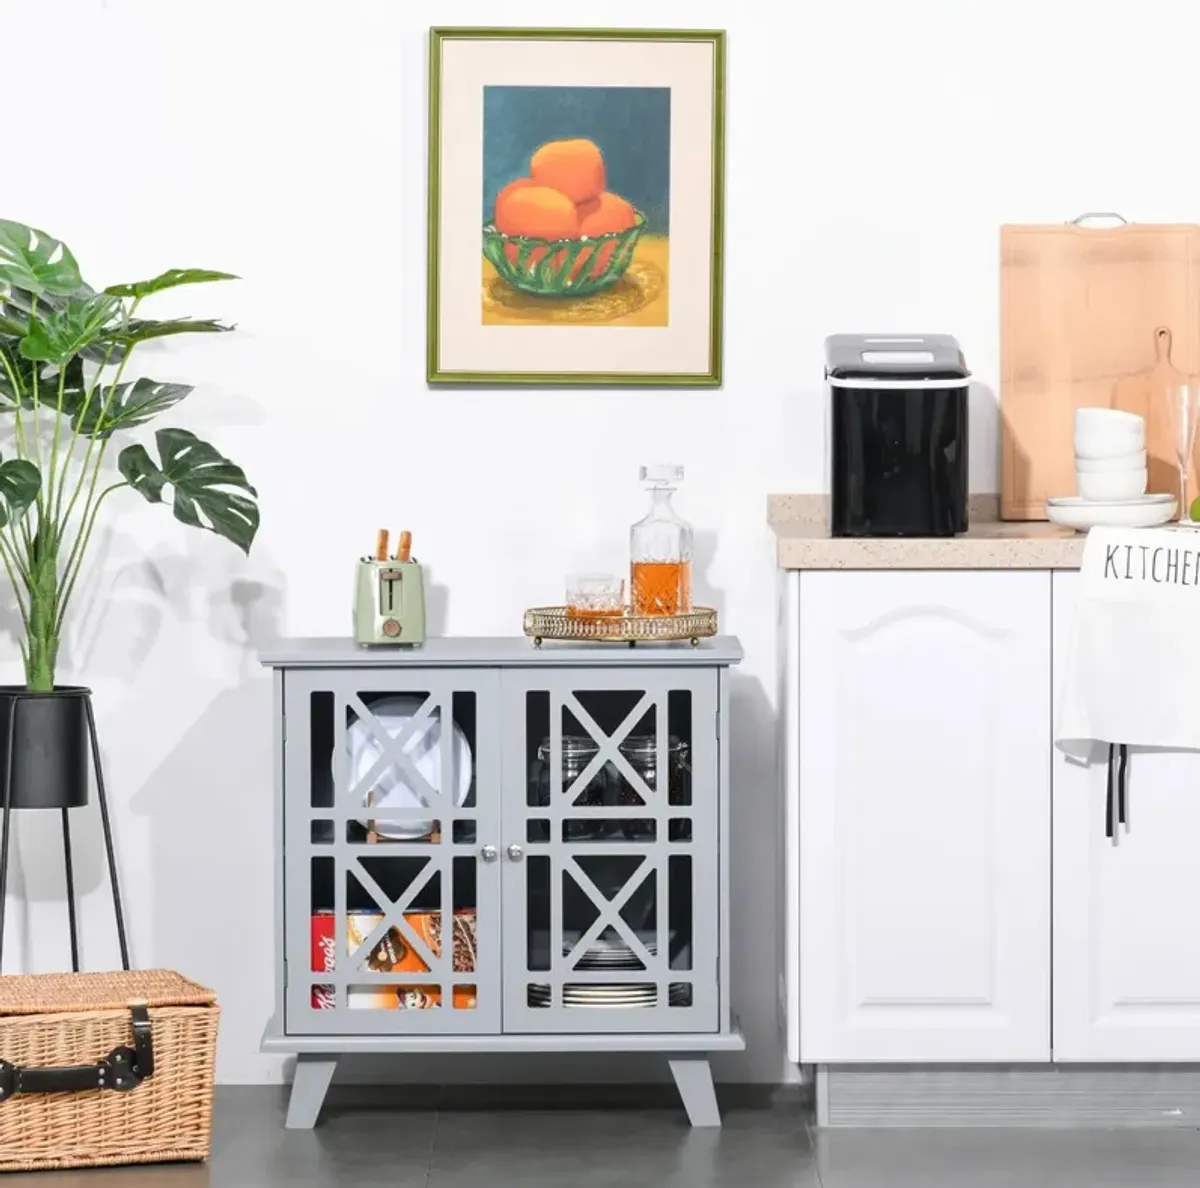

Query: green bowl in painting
[482,211,645,298]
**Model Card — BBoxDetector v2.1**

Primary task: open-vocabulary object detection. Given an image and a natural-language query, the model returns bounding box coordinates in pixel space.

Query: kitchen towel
[1056,525,1200,835]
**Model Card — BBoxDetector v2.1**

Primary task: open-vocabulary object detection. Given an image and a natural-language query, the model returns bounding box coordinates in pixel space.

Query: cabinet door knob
[507,843,524,862]
[480,845,498,863]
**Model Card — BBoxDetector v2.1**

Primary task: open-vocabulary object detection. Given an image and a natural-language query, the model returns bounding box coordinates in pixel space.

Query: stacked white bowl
[1074,408,1147,501]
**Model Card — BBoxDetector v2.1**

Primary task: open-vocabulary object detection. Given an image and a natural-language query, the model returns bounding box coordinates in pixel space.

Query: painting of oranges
[482,86,670,327]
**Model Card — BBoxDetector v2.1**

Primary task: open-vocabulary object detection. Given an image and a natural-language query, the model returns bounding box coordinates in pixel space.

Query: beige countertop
[769,495,1085,570]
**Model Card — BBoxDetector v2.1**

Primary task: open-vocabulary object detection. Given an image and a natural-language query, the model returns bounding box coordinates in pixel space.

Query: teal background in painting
[483,86,671,234]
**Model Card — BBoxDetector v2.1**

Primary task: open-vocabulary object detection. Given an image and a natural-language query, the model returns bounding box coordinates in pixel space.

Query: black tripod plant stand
[0,687,129,973]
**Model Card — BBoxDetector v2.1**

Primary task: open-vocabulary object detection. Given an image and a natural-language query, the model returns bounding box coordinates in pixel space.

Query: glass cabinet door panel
[502,669,719,1034]
[284,669,501,1035]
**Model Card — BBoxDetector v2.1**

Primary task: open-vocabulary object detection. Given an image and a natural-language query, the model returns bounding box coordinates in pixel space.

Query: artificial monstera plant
[0,219,259,692]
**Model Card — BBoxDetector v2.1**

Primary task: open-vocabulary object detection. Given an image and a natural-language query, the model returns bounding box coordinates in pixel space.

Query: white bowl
[1076,468,1147,502]
[1075,427,1146,459]
[1075,450,1146,473]
[1074,407,1144,434]
[1074,410,1145,459]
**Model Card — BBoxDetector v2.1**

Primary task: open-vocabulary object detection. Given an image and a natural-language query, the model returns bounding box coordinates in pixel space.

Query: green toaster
[353,558,426,645]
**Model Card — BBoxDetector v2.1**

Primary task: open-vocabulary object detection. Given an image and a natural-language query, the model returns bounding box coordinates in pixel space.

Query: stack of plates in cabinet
[524,935,689,1008]
[528,984,691,1009]
[569,934,658,967]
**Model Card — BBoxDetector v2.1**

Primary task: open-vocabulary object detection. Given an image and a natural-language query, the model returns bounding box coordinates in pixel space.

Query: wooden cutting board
[1000,218,1200,520]
[1111,327,1199,506]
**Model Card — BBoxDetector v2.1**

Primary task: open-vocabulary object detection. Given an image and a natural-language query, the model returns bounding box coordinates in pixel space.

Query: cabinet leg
[669,1057,721,1128]
[286,1055,338,1130]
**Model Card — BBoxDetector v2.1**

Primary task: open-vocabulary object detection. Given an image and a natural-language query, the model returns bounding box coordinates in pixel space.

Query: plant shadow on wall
[127,589,283,1072]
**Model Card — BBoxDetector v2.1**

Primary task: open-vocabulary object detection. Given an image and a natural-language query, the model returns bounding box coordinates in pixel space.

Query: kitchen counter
[769,494,1084,570]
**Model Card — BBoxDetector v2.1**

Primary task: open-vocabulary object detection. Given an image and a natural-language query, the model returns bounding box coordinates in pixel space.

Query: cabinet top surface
[259,635,744,668]
[768,494,1085,571]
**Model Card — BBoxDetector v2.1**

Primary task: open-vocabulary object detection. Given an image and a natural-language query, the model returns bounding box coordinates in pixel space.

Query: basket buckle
[0,1060,13,1103]
[129,1002,154,1078]
[101,1047,142,1092]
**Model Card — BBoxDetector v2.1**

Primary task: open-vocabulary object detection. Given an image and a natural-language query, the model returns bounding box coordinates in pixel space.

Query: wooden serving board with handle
[1000,215,1200,519]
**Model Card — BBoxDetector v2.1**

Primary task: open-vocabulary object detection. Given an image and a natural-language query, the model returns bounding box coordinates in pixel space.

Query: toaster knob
[382,618,401,638]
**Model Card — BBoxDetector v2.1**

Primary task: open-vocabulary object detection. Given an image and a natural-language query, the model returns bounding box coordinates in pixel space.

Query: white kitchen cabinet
[1052,570,1200,1060]
[795,570,1051,1063]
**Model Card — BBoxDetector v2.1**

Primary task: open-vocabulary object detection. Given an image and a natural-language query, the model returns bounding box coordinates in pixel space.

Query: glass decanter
[630,464,693,616]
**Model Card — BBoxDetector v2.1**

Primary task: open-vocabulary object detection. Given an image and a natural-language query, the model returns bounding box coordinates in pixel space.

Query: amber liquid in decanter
[630,561,691,617]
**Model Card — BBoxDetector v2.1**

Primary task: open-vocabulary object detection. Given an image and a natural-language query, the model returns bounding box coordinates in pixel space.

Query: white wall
[3,0,1199,1084]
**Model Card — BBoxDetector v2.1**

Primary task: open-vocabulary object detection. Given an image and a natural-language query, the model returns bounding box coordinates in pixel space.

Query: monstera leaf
[0,347,32,406]
[118,427,258,553]
[3,282,97,322]
[70,377,192,438]
[0,350,44,409]
[19,294,123,364]
[1,283,118,361]
[102,317,232,346]
[104,268,237,300]
[0,352,86,412]
[0,453,40,527]
[0,221,83,296]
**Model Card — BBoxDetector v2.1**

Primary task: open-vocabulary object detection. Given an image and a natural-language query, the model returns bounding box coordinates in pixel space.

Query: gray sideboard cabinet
[258,636,745,1129]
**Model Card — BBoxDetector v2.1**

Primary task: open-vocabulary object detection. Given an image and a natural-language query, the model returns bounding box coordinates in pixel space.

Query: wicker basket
[0,969,218,1173]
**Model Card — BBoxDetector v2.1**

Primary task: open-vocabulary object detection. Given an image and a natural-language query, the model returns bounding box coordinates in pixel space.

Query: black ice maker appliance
[827,333,970,538]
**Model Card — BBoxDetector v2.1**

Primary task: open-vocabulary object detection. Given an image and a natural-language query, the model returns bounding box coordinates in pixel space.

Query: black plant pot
[0,686,90,810]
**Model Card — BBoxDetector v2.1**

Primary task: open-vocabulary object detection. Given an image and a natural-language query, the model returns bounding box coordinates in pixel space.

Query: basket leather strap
[0,1002,154,1102]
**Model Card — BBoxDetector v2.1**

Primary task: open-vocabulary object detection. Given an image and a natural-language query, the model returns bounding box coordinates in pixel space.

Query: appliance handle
[1070,212,1128,226]
[827,376,972,391]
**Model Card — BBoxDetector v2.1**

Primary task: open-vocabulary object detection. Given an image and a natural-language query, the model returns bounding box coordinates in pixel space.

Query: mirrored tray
[523,605,718,647]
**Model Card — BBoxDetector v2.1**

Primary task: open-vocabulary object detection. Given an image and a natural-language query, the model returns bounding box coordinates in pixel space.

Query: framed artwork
[426,27,726,387]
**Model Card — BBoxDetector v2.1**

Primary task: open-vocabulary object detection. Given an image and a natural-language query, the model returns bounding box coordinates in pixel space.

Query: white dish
[1074,407,1144,431]
[1075,429,1145,459]
[1075,450,1146,473]
[1074,409,1145,459]
[342,695,473,839]
[1045,494,1177,531]
[527,987,690,1009]
[1076,468,1147,502]
[564,936,657,957]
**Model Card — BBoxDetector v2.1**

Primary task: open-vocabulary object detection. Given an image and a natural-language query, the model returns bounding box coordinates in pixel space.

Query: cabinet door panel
[500,669,719,1034]
[1053,570,1200,1060]
[799,570,1051,1062]
[283,668,501,1035]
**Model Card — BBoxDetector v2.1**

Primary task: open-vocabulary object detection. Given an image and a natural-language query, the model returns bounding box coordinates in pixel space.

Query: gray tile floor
[8,1086,1200,1187]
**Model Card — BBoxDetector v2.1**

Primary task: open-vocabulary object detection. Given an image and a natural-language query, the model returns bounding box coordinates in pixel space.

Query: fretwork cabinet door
[499,668,720,1034]
[283,667,502,1035]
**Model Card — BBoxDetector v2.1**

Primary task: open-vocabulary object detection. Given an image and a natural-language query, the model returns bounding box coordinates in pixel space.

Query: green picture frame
[427,27,726,387]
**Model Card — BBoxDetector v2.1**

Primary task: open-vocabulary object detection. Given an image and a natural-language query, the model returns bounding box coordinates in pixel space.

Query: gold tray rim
[522,605,718,644]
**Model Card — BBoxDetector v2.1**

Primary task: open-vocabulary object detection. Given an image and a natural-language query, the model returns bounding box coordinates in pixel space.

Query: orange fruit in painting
[494,184,579,241]
[493,176,537,217]
[576,191,637,237]
[530,139,606,204]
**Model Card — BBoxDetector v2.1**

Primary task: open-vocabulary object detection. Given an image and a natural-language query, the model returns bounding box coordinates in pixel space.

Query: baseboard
[819,1064,1200,1127]
[233,1080,810,1113]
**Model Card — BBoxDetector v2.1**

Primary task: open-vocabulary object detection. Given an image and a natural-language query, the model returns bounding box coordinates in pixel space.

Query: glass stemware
[1165,380,1200,522]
